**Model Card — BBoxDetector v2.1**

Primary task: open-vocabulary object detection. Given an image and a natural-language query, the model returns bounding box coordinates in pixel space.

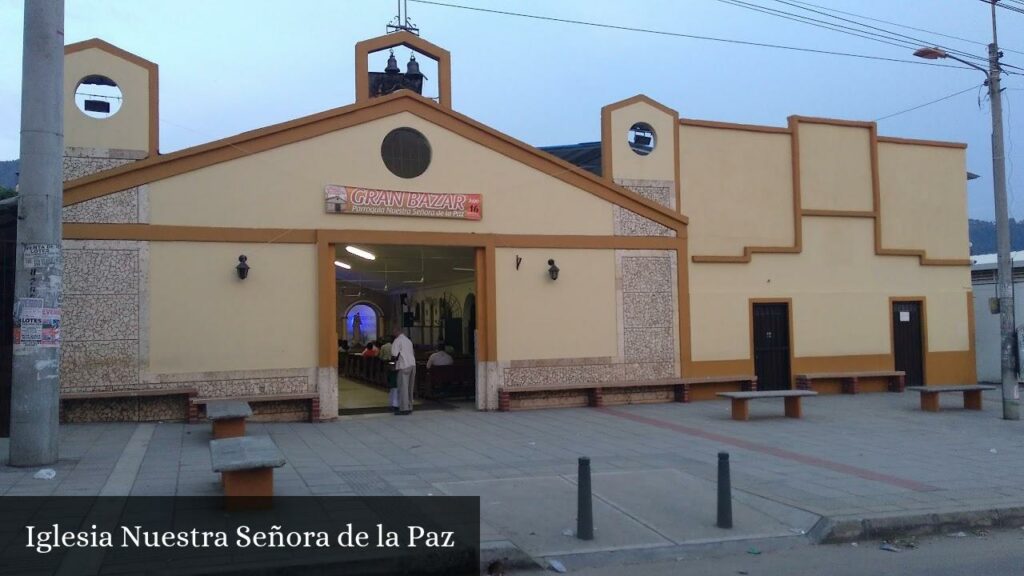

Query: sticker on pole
[24,244,59,269]
[14,297,60,347]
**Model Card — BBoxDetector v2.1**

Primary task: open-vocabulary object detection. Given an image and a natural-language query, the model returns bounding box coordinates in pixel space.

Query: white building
[971,251,1024,383]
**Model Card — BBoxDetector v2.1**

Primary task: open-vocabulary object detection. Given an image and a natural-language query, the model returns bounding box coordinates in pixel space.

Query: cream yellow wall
[798,123,874,212]
[680,126,795,256]
[878,142,969,260]
[495,248,617,360]
[147,112,615,235]
[689,218,971,361]
[148,242,318,373]
[607,101,676,183]
[64,48,150,152]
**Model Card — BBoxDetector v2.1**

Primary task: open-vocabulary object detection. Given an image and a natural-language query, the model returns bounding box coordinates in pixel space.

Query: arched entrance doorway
[343,301,382,346]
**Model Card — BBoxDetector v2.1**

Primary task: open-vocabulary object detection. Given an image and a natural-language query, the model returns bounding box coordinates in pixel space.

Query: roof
[62,90,687,229]
[538,142,602,177]
[971,251,1024,270]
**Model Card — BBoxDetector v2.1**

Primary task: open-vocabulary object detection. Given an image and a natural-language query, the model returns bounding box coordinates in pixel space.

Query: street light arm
[943,52,989,74]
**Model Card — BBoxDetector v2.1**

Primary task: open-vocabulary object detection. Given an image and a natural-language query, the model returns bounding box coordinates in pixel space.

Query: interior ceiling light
[345,246,376,260]
[452,267,475,272]
[334,260,351,269]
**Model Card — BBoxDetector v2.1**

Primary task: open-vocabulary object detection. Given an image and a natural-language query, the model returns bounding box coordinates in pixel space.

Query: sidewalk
[3,393,1024,569]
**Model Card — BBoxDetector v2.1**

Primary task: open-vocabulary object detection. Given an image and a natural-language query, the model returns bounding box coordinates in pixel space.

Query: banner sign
[325,185,482,220]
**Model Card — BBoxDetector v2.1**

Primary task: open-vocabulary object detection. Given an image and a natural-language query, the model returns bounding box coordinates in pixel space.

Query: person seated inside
[361,341,379,357]
[425,342,453,369]
[339,339,349,353]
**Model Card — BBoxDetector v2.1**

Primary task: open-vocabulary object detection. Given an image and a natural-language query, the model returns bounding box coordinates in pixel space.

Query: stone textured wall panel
[622,292,673,328]
[63,294,139,341]
[61,340,139,390]
[614,206,676,237]
[615,178,675,210]
[63,156,134,181]
[64,249,139,294]
[63,188,140,224]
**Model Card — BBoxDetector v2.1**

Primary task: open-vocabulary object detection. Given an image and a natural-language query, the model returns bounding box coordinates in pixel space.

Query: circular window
[627,122,656,156]
[381,127,431,178]
[75,75,123,119]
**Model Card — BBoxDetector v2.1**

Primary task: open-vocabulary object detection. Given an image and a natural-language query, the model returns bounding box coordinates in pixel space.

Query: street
[511,528,1024,575]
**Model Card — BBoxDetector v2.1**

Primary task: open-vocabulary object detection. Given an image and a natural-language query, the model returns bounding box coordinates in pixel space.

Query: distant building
[970,251,1024,383]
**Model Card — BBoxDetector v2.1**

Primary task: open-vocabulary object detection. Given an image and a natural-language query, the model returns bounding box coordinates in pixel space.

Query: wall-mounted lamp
[236,255,250,280]
[547,259,559,281]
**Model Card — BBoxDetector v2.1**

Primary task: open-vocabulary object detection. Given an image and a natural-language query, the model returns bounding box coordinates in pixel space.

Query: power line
[715,0,988,63]
[408,0,976,71]
[784,0,1024,56]
[874,84,982,121]
[763,0,989,62]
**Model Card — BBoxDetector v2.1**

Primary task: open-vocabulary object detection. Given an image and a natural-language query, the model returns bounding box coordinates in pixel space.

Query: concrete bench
[717,390,818,421]
[498,375,757,411]
[191,393,320,423]
[906,385,998,412]
[60,387,197,422]
[210,435,285,500]
[796,371,905,394]
[205,400,253,439]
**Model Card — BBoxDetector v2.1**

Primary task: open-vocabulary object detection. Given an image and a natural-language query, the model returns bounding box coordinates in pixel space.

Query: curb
[810,506,1024,543]
[480,539,543,573]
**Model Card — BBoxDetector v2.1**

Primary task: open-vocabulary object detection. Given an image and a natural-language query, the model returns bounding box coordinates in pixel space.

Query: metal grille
[893,301,924,387]
[753,303,792,391]
[381,127,431,179]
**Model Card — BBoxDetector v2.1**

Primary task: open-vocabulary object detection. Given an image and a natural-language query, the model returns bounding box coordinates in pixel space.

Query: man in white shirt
[391,326,416,415]
[425,342,454,369]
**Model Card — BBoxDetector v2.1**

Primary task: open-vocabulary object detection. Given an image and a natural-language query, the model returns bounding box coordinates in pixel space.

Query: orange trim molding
[65,38,160,157]
[63,91,686,233]
[690,115,970,267]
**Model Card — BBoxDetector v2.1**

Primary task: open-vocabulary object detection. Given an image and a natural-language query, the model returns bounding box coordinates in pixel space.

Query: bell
[385,50,400,74]
[406,54,421,77]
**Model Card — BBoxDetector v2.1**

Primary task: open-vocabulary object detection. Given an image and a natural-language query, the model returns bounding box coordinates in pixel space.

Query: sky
[0,0,1022,221]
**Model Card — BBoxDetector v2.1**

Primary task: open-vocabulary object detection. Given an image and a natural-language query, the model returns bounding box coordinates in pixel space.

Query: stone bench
[60,387,197,422]
[205,400,253,439]
[191,393,320,423]
[906,385,998,412]
[795,371,905,394]
[210,435,286,501]
[717,390,818,421]
[498,375,757,411]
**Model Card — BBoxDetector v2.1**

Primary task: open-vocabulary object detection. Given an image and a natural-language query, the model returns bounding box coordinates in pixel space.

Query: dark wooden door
[753,303,791,391]
[893,301,924,387]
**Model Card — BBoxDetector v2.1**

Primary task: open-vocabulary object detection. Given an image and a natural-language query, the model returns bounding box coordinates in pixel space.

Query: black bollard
[577,457,594,540]
[717,452,733,529]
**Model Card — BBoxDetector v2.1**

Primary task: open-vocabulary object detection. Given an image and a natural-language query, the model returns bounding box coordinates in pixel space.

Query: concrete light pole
[10,0,65,465]
[914,0,1017,420]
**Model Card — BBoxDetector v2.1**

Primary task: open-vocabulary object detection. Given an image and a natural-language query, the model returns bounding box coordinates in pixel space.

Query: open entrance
[334,244,477,414]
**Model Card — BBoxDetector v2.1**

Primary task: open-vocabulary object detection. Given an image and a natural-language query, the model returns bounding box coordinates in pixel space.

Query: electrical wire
[407,0,976,70]
[752,0,991,63]
[715,0,948,56]
[874,84,982,121]
[783,0,1024,55]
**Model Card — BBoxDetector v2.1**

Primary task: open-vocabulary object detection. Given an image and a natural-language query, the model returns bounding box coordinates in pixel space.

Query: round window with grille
[381,127,431,178]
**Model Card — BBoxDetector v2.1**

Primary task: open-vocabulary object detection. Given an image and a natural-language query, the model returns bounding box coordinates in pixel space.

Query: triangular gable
[63,91,687,232]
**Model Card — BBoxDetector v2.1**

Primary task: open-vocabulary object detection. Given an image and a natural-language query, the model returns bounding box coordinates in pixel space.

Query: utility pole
[10,0,65,465]
[988,0,1017,420]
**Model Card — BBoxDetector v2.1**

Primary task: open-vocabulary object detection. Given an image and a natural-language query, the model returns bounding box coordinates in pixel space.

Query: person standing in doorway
[392,325,416,415]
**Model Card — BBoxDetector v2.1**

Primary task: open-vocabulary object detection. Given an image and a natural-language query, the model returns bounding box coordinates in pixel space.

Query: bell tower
[63,39,158,180]
[355,27,451,109]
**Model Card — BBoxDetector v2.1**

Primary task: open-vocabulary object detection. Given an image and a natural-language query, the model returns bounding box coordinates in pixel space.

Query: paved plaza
[3,393,1024,567]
